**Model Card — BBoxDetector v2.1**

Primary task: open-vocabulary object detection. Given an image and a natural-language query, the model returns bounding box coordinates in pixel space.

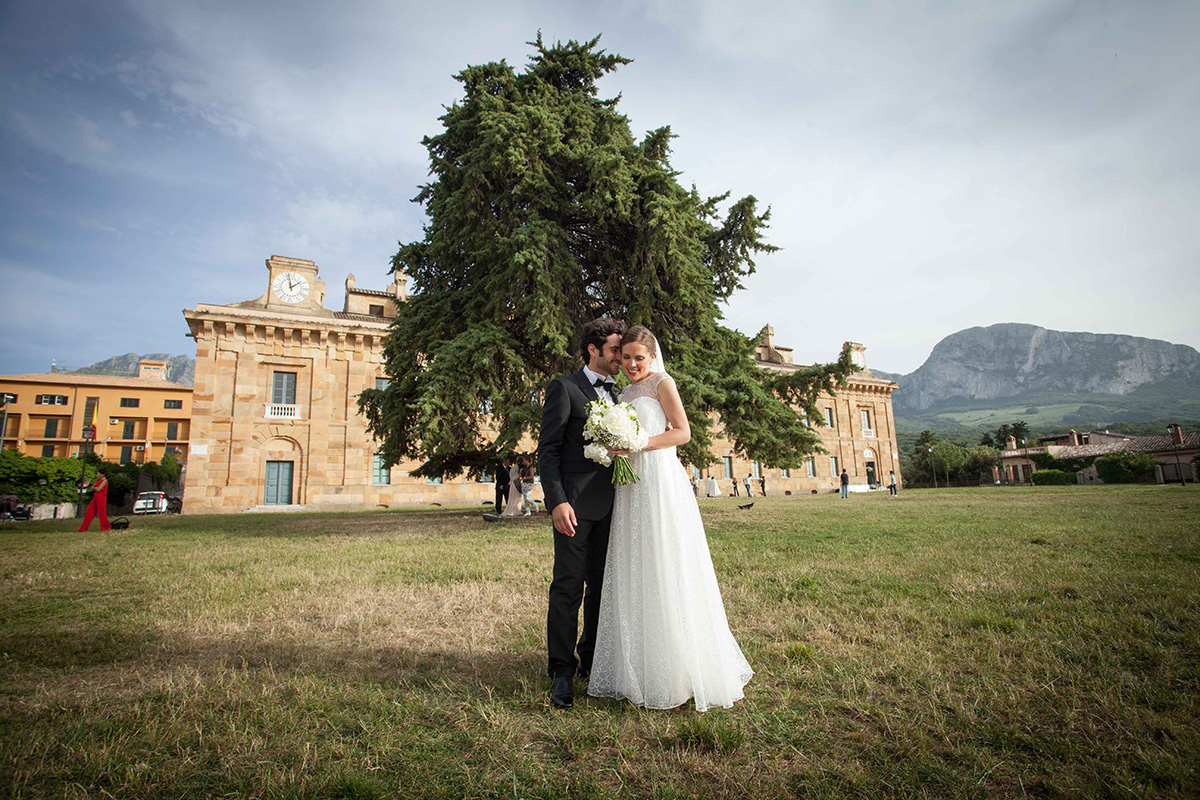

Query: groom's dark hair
[579,317,626,364]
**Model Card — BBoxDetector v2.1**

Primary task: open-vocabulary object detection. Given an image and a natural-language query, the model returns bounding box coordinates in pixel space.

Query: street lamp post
[1167,424,1187,487]
[1022,439,1034,486]
[929,446,938,489]
[77,425,96,518]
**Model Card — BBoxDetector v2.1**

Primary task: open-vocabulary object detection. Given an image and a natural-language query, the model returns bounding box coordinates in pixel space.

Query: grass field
[2,486,1198,799]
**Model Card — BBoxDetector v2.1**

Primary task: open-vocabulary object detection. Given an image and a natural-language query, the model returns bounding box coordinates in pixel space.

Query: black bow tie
[592,377,617,398]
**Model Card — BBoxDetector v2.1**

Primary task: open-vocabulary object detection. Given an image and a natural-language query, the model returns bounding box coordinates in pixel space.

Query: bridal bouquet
[583,396,649,485]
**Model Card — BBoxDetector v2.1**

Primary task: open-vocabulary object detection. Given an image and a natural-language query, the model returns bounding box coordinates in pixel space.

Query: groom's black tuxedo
[538,368,617,519]
[539,367,617,679]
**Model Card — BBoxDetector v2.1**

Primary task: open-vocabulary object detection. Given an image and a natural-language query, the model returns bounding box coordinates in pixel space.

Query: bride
[588,326,753,711]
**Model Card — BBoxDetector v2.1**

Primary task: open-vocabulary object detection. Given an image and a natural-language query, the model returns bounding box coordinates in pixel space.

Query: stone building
[182,255,900,513]
[1000,428,1198,484]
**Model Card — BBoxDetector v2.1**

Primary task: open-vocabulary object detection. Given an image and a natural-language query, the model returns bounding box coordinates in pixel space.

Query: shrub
[1094,452,1157,484]
[0,449,92,503]
[1031,469,1075,486]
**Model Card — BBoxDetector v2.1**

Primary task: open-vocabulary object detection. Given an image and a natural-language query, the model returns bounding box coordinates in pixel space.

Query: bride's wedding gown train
[588,372,752,711]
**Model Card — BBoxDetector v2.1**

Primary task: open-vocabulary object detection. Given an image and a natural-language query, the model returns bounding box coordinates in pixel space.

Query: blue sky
[2,0,1198,376]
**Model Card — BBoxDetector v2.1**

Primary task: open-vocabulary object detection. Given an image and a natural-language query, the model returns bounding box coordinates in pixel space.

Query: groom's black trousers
[547,512,612,678]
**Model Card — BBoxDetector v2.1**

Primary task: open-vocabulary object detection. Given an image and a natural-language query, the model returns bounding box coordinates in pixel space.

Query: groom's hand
[551,502,578,537]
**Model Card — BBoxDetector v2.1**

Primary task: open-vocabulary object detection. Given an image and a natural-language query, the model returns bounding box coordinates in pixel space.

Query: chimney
[1069,429,1080,446]
[1005,435,1018,451]
[345,273,356,290]
[138,359,167,380]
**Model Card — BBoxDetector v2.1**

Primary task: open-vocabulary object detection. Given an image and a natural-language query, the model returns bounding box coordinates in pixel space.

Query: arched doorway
[863,448,877,489]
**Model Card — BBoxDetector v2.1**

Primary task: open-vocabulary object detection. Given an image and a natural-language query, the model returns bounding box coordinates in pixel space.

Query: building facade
[182,255,900,513]
[0,361,192,463]
[1001,428,1199,484]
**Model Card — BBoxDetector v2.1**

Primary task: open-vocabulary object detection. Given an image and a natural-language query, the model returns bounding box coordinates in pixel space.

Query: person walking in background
[743,474,753,498]
[705,475,720,497]
[888,470,898,497]
[519,455,540,516]
[77,470,111,532]
[690,475,699,498]
[758,475,766,497]
[730,477,739,497]
[840,468,850,499]
[494,456,511,514]
[500,455,525,516]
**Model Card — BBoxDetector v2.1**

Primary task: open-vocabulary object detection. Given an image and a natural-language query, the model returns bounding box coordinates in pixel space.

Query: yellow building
[181,254,900,512]
[0,360,192,464]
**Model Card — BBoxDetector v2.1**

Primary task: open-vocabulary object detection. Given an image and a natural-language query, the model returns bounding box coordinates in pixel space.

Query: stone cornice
[184,304,390,337]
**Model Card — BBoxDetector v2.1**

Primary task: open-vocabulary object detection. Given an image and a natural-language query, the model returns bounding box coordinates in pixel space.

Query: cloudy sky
[2,0,1197,377]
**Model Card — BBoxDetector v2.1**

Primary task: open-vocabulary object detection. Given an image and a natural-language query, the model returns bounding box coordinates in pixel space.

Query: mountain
[884,324,1200,430]
[70,353,196,386]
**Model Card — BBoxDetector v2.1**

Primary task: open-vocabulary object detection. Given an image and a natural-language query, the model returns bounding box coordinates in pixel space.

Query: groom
[538,317,625,710]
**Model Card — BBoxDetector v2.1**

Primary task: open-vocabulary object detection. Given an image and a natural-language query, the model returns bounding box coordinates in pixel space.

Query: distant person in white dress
[705,475,720,497]
[588,326,752,711]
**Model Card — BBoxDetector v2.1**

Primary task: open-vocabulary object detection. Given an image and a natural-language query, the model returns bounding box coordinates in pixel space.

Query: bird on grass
[737,502,754,510]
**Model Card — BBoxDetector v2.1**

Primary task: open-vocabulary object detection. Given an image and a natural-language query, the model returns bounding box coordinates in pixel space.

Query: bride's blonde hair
[620,326,657,354]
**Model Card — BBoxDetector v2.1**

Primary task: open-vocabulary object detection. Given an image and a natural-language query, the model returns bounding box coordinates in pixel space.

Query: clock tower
[255,255,332,315]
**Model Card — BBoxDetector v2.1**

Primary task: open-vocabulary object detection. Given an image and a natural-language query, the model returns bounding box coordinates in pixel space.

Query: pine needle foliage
[360,33,852,478]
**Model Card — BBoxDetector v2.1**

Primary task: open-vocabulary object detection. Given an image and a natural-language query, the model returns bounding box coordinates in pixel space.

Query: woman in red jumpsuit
[77,471,110,532]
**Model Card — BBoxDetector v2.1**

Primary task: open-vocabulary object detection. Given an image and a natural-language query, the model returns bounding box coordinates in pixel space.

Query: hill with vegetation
[881,324,1200,434]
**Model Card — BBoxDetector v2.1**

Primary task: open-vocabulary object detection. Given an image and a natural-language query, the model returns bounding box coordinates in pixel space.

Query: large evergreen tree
[360,34,851,477]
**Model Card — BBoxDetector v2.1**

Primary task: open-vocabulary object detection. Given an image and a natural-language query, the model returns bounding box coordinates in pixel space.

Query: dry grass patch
[2,487,1198,798]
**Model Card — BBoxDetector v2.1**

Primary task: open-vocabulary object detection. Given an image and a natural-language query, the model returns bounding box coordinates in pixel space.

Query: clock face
[271,271,310,303]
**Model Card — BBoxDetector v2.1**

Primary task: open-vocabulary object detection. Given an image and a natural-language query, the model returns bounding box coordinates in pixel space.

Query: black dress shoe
[550,675,573,709]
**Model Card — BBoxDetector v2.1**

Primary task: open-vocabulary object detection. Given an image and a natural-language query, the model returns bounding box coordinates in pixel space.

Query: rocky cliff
[891,324,1200,413]
[71,353,195,386]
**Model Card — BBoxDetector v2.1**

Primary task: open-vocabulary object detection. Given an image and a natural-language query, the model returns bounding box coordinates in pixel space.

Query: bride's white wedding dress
[588,371,753,711]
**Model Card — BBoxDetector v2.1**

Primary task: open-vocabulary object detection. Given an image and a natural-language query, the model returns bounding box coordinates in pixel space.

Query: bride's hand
[611,448,631,456]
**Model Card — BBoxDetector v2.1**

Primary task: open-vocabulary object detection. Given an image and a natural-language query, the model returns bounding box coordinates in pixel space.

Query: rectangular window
[806,457,816,478]
[41,445,55,458]
[830,456,839,476]
[692,465,703,481]
[368,304,385,316]
[36,395,68,405]
[752,460,762,479]
[83,396,98,426]
[824,408,835,428]
[164,399,183,409]
[375,377,390,391]
[44,419,58,438]
[166,422,178,441]
[781,468,791,478]
[860,408,872,435]
[272,371,297,405]
[123,420,136,439]
[120,446,133,465]
[722,456,733,480]
[426,475,443,485]
[120,397,139,408]
[372,454,390,485]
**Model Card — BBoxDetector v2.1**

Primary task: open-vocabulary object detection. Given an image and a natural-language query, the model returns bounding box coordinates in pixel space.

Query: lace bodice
[620,372,671,439]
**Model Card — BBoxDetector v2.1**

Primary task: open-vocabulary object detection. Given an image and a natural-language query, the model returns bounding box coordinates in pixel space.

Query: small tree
[962,445,1001,483]
[929,440,966,485]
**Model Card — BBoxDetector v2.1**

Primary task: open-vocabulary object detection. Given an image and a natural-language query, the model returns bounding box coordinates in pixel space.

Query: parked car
[167,495,183,514]
[133,491,168,515]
